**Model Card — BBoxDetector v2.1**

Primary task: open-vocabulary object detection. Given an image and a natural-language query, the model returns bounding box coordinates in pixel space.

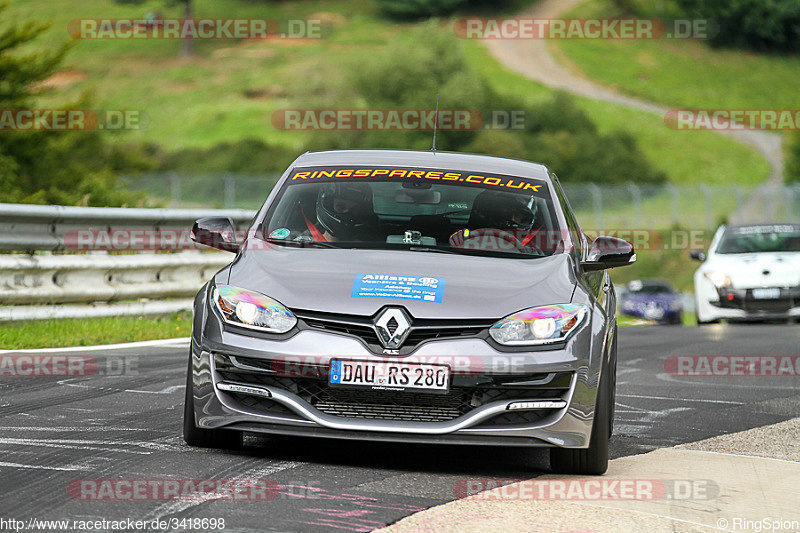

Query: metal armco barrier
[0,203,257,321]
[0,203,256,252]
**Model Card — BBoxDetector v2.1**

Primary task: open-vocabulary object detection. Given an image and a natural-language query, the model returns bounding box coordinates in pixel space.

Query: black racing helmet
[468,190,535,231]
[316,182,374,240]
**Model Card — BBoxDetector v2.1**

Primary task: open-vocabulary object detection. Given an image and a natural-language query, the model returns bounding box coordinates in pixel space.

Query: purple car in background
[620,279,683,325]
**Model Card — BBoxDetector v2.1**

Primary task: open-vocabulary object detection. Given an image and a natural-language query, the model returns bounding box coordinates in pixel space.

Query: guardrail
[0,203,256,252]
[0,203,258,321]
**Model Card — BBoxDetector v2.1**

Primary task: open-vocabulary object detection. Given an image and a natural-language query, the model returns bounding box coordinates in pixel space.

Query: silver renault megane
[184,149,635,475]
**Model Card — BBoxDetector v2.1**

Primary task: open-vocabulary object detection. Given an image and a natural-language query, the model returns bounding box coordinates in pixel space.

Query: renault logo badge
[374,308,411,349]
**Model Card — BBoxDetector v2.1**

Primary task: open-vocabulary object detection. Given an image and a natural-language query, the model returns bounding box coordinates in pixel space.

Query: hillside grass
[5,0,768,187]
[553,0,800,113]
[463,41,769,186]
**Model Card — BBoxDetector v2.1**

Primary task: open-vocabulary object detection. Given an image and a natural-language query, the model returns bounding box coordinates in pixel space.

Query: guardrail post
[589,183,602,229]
[699,185,712,230]
[223,175,235,208]
[733,186,743,220]
[666,184,678,226]
[626,183,642,227]
[170,174,181,207]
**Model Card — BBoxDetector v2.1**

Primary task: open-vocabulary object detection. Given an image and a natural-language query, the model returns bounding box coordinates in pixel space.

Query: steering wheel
[449,228,526,252]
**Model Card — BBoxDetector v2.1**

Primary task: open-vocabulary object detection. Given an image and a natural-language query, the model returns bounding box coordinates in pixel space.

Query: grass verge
[0,313,191,350]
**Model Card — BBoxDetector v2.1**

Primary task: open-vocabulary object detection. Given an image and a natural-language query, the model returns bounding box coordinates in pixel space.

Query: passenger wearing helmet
[312,182,380,242]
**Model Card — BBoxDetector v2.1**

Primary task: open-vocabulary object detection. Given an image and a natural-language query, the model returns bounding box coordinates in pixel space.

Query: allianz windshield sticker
[351,274,446,303]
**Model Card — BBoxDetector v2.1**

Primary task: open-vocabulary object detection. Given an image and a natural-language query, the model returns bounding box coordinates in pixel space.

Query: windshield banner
[288,166,548,195]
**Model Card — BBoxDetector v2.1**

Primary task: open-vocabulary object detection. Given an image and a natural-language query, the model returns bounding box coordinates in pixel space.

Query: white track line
[656,372,800,390]
[0,337,190,355]
[617,393,744,405]
[0,461,83,471]
[141,460,302,523]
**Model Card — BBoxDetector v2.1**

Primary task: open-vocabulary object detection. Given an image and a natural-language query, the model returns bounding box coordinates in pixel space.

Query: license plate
[752,288,781,299]
[329,359,450,393]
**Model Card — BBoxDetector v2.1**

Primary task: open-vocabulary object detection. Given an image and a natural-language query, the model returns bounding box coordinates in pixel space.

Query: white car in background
[691,223,800,324]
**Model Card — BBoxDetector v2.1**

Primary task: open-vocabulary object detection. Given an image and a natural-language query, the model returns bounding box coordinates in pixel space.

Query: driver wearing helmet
[308,182,379,242]
[469,190,535,232]
[449,190,539,250]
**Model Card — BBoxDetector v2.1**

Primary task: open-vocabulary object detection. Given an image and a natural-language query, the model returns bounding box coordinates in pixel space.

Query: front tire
[183,354,243,449]
[550,357,612,475]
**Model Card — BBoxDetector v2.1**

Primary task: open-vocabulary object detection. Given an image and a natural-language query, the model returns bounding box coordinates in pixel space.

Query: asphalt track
[0,324,798,532]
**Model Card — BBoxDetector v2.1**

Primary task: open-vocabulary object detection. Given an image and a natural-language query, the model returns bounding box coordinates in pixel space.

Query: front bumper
[190,292,609,449]
[696,280,800,321]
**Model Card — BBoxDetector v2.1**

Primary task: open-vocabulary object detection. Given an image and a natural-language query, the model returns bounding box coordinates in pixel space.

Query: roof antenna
[431,94,440,152]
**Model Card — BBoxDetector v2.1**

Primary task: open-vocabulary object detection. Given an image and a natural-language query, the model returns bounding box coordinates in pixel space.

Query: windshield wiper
[264,238,340,249]
[407,246,463,255]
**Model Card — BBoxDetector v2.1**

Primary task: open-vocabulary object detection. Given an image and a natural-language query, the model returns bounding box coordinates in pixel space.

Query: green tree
[0,3,148,206]
[675,0,800,53]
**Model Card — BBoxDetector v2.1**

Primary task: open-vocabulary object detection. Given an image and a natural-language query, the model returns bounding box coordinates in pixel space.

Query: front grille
[215,354,571,425]
[718,287,799,313]
[315,402,461,422]
[743,298,795,313]
[475,410,548,427]
[294,309,492,352]
[228,393,299,418]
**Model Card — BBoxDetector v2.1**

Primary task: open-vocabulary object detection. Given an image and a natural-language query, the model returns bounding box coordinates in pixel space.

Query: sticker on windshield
[269,228,291,239]
[288,166,547,195]
[351,274,446,303]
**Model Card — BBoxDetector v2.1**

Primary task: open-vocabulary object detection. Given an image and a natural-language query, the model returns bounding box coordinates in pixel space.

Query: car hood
[705,252,800,289]
[222,247,578,319]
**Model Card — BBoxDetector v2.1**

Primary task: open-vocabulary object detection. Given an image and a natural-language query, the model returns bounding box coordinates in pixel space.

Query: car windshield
[715,224,800,254]
[627,280,674,294]
[260,165,564,258]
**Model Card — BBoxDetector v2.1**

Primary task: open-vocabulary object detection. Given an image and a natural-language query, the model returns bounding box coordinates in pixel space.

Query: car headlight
[213,285,297,333]
[703,271,732,288]
[489,304,588,346]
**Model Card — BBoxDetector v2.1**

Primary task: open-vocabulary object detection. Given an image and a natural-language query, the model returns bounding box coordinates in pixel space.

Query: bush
[150,138,296,174]
[675,0,800,53]
[374,0,468,19]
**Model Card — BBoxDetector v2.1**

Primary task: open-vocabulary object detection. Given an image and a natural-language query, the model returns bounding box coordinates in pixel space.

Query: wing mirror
[689,249,706,262]
[191,217,239,252]
[582,236,636,272]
